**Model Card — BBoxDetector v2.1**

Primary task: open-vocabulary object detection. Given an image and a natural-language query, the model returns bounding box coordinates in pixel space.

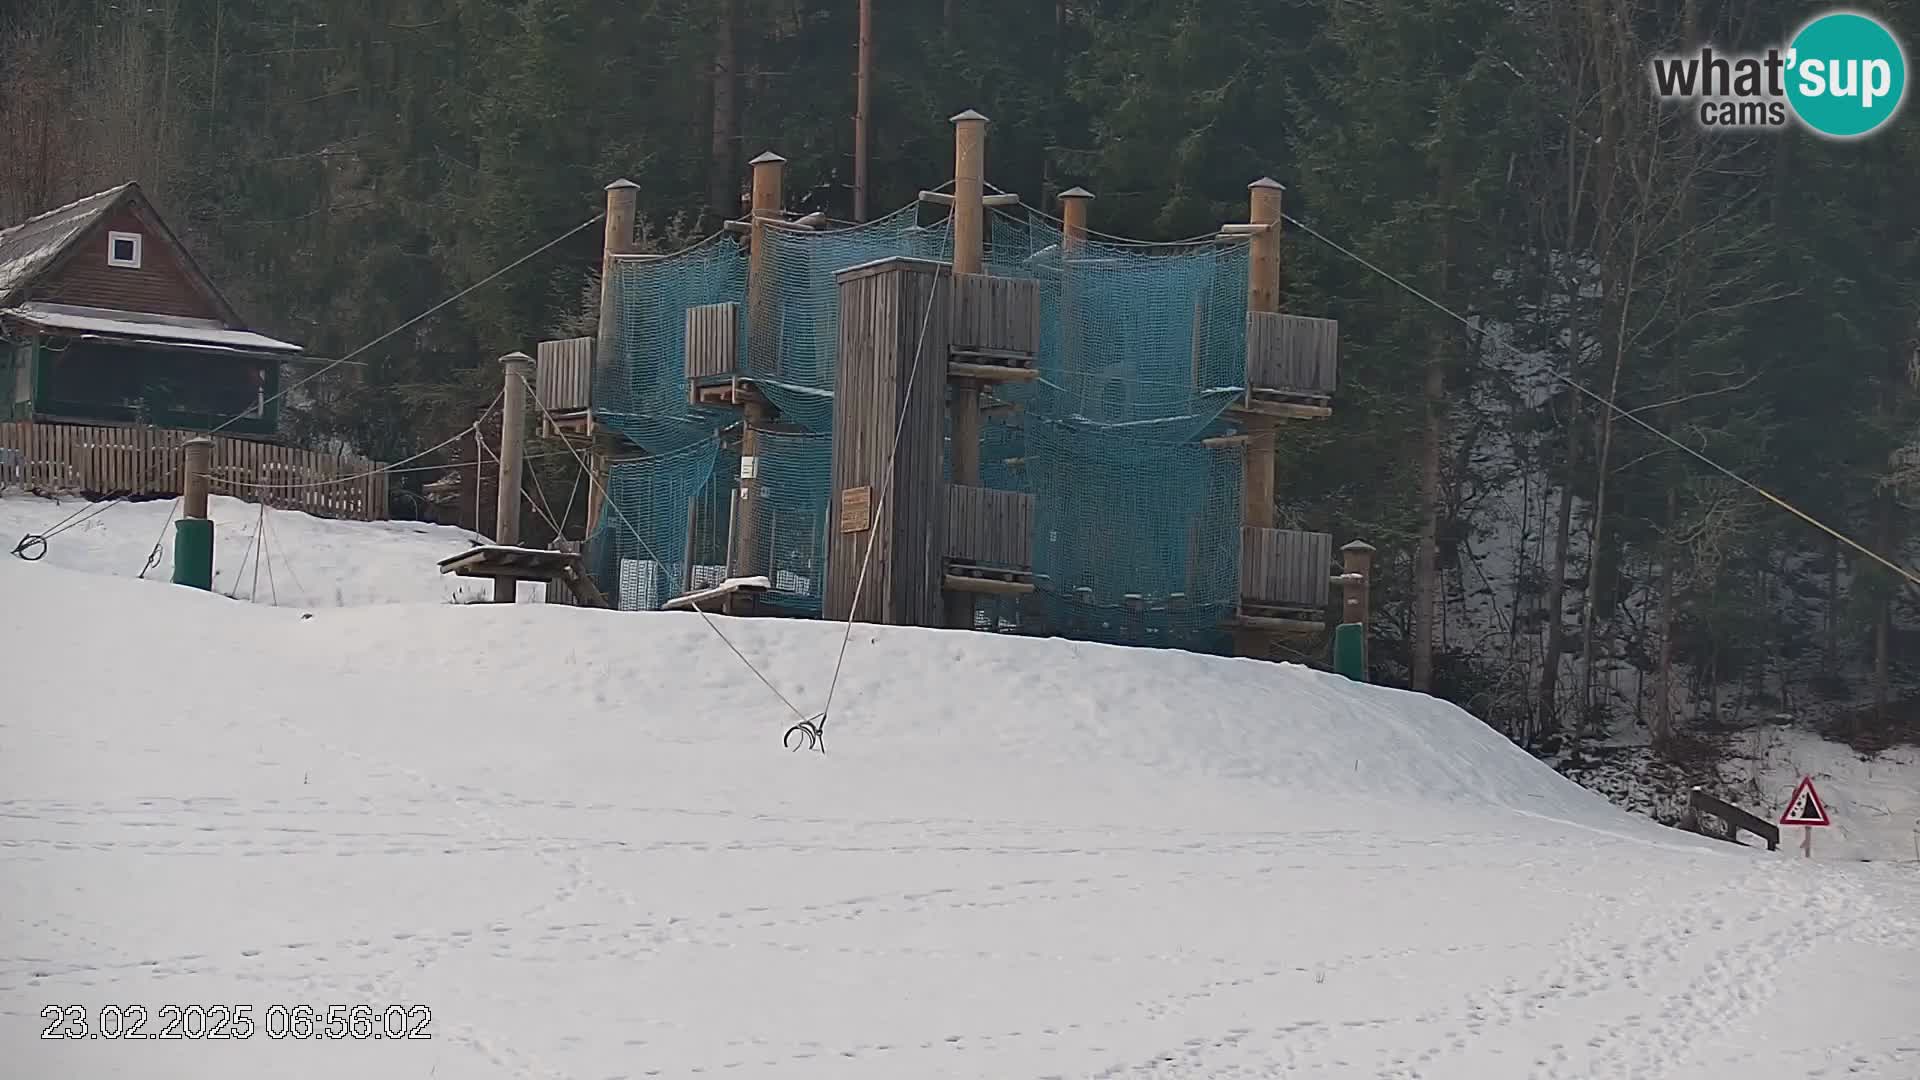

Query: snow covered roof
[0,182,253,331]
[2,302,302,354]
[0,184,132,306]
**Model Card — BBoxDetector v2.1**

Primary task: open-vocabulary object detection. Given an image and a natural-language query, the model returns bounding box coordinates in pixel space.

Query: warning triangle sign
[1778,776,1831,827]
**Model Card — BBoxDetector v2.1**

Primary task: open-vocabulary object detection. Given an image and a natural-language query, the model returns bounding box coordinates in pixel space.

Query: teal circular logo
[1785,11,1907,138]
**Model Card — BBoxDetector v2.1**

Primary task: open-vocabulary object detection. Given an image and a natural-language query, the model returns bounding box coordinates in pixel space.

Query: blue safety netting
[587,436,722,610]
[591,200,1258,640]
[1023,417,1243,649]
[599,237,745,453]
[749,430,833,614]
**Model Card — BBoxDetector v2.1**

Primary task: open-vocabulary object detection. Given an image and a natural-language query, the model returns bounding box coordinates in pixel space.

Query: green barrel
[1332,622,1367,682]
[172,517,214,590]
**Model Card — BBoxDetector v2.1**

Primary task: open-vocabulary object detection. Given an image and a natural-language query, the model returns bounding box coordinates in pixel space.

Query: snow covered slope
[4,553,1918,1080]
[0,491,539,606]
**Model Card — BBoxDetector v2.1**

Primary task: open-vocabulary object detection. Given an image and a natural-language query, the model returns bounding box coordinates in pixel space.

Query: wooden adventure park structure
[515,107,1374,672]
[0,183,388,520]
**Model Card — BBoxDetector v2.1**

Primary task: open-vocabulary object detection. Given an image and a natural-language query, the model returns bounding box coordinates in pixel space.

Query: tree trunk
[1538,393,1580,733]
[1825,536,1840,670]
[1414,344,1445,692]
[1874,486,1893,729]
[707,0,738,223]
[1655,487,1677,747]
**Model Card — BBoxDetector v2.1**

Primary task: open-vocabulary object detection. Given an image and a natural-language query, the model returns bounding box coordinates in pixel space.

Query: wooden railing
[1683,787,1781,851]
[950,274,1041,359]
[535,337,593,415]
[1240,526,1332,609]
[945,484,1033,569]
[1247,311,1338,398]
[0,421,389,520]
[686,302,740,383]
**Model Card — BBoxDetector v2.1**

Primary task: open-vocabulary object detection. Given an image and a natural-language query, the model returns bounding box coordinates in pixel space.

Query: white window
[107,231,142,269]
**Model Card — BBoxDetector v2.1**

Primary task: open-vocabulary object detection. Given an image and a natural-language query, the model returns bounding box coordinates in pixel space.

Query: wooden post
[1241,177,1284,541]
[172,436,215,590]
[1342,539,1376,667]
[595,179,639,393]
[952,386,982,485]
[1248,177,1283,314]
[1059,186,1093,253]
[182,436,213,520]
[747,151,785,376]
[733,398,769,579]
[591,179,637,550]
[951,109,988,275]
[1059,186,1092,381]
[854,0,873,222]
[946,110,989,633]
[493,351,533,603]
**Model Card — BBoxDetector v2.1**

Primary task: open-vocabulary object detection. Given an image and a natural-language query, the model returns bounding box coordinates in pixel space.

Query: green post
[1332,622,1367,682]
[173,436,215,590]
[172,517,214,589]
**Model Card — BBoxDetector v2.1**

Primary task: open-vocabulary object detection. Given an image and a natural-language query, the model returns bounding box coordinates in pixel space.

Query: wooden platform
[690,376,771,409]
[540,409,596,440]
[944,562,1035,595]
[1229,391,1333,421]
[437,544,609,607]
[663,574,770,614]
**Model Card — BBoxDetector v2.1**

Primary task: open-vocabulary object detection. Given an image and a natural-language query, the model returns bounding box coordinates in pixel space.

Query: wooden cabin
[0,183,299,434]
[0,183,389,519]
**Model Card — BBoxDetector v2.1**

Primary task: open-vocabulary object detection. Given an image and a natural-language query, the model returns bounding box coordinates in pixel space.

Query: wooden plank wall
[1246,312,1339,396]
[0,421,389,520]
[950,273,1040,356]
[685,302,740,383]
[1239,526,1332,608]
[944,484,1034,569]
[826,258,952,625]
[534,337,594,414]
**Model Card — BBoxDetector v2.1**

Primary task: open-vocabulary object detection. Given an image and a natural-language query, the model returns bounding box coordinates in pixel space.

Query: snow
[3,506,1919,1078]
[0,491,543,606]
[4,301,304,353]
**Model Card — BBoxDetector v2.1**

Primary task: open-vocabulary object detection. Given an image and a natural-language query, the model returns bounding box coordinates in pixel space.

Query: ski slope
[2,502,1918,1078]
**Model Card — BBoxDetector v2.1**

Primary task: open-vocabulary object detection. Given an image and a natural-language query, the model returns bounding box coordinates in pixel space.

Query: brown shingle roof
[0,184,133,307]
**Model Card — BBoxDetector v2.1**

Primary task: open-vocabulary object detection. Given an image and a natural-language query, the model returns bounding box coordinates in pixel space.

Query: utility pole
[854,0,872,222]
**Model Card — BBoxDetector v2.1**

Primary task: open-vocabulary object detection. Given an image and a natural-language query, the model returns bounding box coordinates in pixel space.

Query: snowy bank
[3,557,1917,1079]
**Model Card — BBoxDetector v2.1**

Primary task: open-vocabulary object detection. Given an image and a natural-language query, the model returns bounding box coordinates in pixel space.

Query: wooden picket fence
[0,421,389,521]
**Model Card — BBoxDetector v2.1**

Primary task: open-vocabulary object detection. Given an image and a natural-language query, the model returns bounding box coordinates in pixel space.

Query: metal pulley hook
[783,713,828,754]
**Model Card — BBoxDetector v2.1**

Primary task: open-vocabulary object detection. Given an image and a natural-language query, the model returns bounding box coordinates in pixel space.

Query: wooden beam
[1232,399,1333,421]
[944,573,1034,596]
[948,361,1040,383]
[1232,612,1325,635]
[920,189,1021,208]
